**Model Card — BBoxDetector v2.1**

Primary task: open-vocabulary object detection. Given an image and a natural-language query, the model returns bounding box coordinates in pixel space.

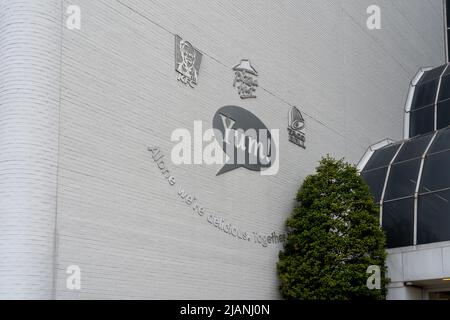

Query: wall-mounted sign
[287,106,306,149]
[175,35,203,88]
[148,146,289,248]
[212,106,278,176]
[232,59,258,99]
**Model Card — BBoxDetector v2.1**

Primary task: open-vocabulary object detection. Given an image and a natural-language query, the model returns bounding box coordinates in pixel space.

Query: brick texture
[0,0,445,299]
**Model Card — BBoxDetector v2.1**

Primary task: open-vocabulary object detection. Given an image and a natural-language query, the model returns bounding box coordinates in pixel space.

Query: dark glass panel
[418,190,450,245]
[437,99,450,130]
[438,74,450,102]
[394,133,433,163]
[409,105,435,138]
[448,32,450,64]
[448,42,450,64]
[411,80,438,110]
[443,62,450,76]
[363,144,401,171]
[384,159,421,201]
[420,65,445,83]
[420,150,450,194]
[361,167,388,203]
[447,1,450,31]
[427,127,450,154]
[382,199,414,248]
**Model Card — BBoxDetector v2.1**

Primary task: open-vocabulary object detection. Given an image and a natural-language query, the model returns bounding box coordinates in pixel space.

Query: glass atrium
[360,64,450,248]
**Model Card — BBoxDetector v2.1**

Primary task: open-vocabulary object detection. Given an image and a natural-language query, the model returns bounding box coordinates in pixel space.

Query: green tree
[277,156,389,300]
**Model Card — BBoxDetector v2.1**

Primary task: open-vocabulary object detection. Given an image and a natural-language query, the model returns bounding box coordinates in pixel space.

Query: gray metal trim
[383,195,416,203]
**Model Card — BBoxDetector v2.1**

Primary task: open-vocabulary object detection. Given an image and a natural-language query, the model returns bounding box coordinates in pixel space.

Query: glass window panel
[444,61,450,76]
[427,127,450,154]
[418,190,450,245]
[420,65,445,83]
[438,75,450,102]
[447,43,450,64]
[447,1,450,32]
[394,133,433,163]
[448,34,450,63]
[363,144,401,171]
[382,199,414,248]
[438,99,450,130]
[384,159,421,201]
[409,105,435,138]
[360,167,388,203]
[448,39,450,64]
[411,80,438,110]
[420,150,450,194]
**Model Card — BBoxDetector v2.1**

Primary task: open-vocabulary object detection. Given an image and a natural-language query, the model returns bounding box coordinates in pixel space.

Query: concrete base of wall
[386,241,450,300]
[387,282,423,300]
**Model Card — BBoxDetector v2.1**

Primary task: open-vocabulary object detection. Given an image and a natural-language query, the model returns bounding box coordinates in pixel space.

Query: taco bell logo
[287,106,306,149]
[171,106,279,176]
[175,35,203,88]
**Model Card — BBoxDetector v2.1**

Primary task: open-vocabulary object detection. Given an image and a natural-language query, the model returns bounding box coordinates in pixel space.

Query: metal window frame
[360,58,450,245]
[413,131,438,245]
[379,143,405,226]
[404,67,433,139]
[356,138,395,172]
[434,64,450,131]
[445,0,449,63]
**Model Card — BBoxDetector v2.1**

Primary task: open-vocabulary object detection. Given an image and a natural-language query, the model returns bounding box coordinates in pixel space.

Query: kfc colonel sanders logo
[175,35,203,88]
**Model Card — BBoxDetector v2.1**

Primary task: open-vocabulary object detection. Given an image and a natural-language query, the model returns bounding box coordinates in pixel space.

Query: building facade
[359,63,450,300]
[0,0,445,299]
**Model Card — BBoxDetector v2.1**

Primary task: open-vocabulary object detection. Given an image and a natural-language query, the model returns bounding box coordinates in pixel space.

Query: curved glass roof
[408,64,450,137]
[361,128,450,248]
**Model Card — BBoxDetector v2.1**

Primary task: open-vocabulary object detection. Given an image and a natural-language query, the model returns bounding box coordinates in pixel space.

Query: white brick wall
[0,0,445,299]
[0,0,62,299]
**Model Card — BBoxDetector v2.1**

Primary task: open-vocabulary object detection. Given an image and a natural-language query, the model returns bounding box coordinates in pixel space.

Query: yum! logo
[171,106,279,176]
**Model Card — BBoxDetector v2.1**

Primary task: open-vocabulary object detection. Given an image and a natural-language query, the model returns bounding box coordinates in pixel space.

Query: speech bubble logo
[212,106,278,176]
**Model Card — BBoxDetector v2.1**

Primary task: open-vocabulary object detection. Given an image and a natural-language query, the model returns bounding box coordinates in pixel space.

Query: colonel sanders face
[180,40,196,70]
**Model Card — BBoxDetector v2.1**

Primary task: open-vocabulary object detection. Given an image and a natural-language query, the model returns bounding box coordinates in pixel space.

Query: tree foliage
[277,156,389,300]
